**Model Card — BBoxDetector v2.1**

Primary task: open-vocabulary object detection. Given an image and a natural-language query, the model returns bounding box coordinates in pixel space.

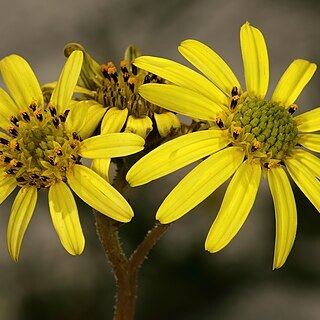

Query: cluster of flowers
[0,22,319,269]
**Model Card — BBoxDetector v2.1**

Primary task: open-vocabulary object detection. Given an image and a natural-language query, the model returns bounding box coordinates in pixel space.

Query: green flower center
[227,97,298,165]
[0,103,81,188]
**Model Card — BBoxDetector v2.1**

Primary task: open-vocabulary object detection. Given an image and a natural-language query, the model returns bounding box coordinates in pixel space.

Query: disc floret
[0,103,81,189]
[224,93,298,166]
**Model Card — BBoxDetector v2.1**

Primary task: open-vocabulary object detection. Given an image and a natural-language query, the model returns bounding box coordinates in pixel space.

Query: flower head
[0,52,144,261]
[126,22,319,269]
[62,43,181,140]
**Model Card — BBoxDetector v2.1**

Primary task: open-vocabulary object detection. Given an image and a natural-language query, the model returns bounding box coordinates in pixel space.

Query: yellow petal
[127,129,230,187]
[65,100,105,139]
[7,186,37,262]
[271,60,317,107]
[0,171,17,204]
[205,160,261,253]
[154,112,181,137]
[294,107,320,132]
[139,84,225,121]
[101,107,128,134]
[268,166,297,269]
[49,181,85,255]
[156,147,245,223]
[124,115,153,139]
[79,133,145,159]
[0,55,43,109]
[291,149,320,178]
[50,50,83,114]
[133,56,228,106]
[178,39,241,95]
[79,102,106,139]
[0,88,20,129]
[298,134,320,153]
[65,100,106,139]
[67,164,133,222]
[91,158,111,182]
[65,100,90,134]
[240,22,269,99]
[285,157,320,212]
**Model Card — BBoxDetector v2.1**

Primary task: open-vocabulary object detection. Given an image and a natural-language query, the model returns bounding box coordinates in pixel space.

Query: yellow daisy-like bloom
[62,44,181,140]
[126,22,319,269]
[0,52,144,261]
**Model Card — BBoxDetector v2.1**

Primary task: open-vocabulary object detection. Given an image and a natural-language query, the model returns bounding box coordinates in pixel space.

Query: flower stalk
[94,168,170,320]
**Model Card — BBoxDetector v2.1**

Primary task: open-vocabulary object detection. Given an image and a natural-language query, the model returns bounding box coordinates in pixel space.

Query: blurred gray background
[1,0,320,319]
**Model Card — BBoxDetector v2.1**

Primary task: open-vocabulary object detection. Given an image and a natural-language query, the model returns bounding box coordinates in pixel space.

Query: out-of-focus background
[0,0,320,319]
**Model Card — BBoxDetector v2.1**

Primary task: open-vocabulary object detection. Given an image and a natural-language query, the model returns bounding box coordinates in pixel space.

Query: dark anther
[3,156,12,163]
[129,82,134,93]
[233,131,240,139]
[14,161,23,167]
[111,72,118,83]
[120,96,126,108]
[150,74,158,81]
[15,142,20,151]
[0,138,9,145]
[49,105,57,117]
[121,66,129,74]
[59,114,66,122]
[29,181,37,186]
[10,116,19,126]
[36,113,43,121]
[55,149,63,156]
[143,74,151,84]
[216,118,224,129]
[263,163,270,169]
[40,176,49,182]
[64,109,70,117]
[123,72,130,82]
[8,127,18,137]
[29,103,37,112]
[132,65,138,75]
[251,145,258,152]
[48,157,55,166]
[30,173,39,179]
[288,104,298,115]
[70,154,76,161]
[6,169,16,175]
[230,96,239,110]
[21,112,30,122]
[103,71,111,81]
[16,176,26,182]
[72,132,80,140]
[231,86,239,97]
[52,117,60,128]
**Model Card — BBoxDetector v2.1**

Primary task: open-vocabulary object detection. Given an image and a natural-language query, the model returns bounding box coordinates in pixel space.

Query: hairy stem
[95,211,170,320]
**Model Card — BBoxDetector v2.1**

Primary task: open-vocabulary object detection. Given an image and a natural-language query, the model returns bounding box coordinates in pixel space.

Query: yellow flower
[126,22,319,269]
[62,43,181,140]
[0,52,144,261]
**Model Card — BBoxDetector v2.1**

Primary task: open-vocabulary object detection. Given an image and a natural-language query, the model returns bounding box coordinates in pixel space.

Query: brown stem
[95,163,171,319]
[95,212,136,320]
[130,222,171,271]
[95,211,170,320]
